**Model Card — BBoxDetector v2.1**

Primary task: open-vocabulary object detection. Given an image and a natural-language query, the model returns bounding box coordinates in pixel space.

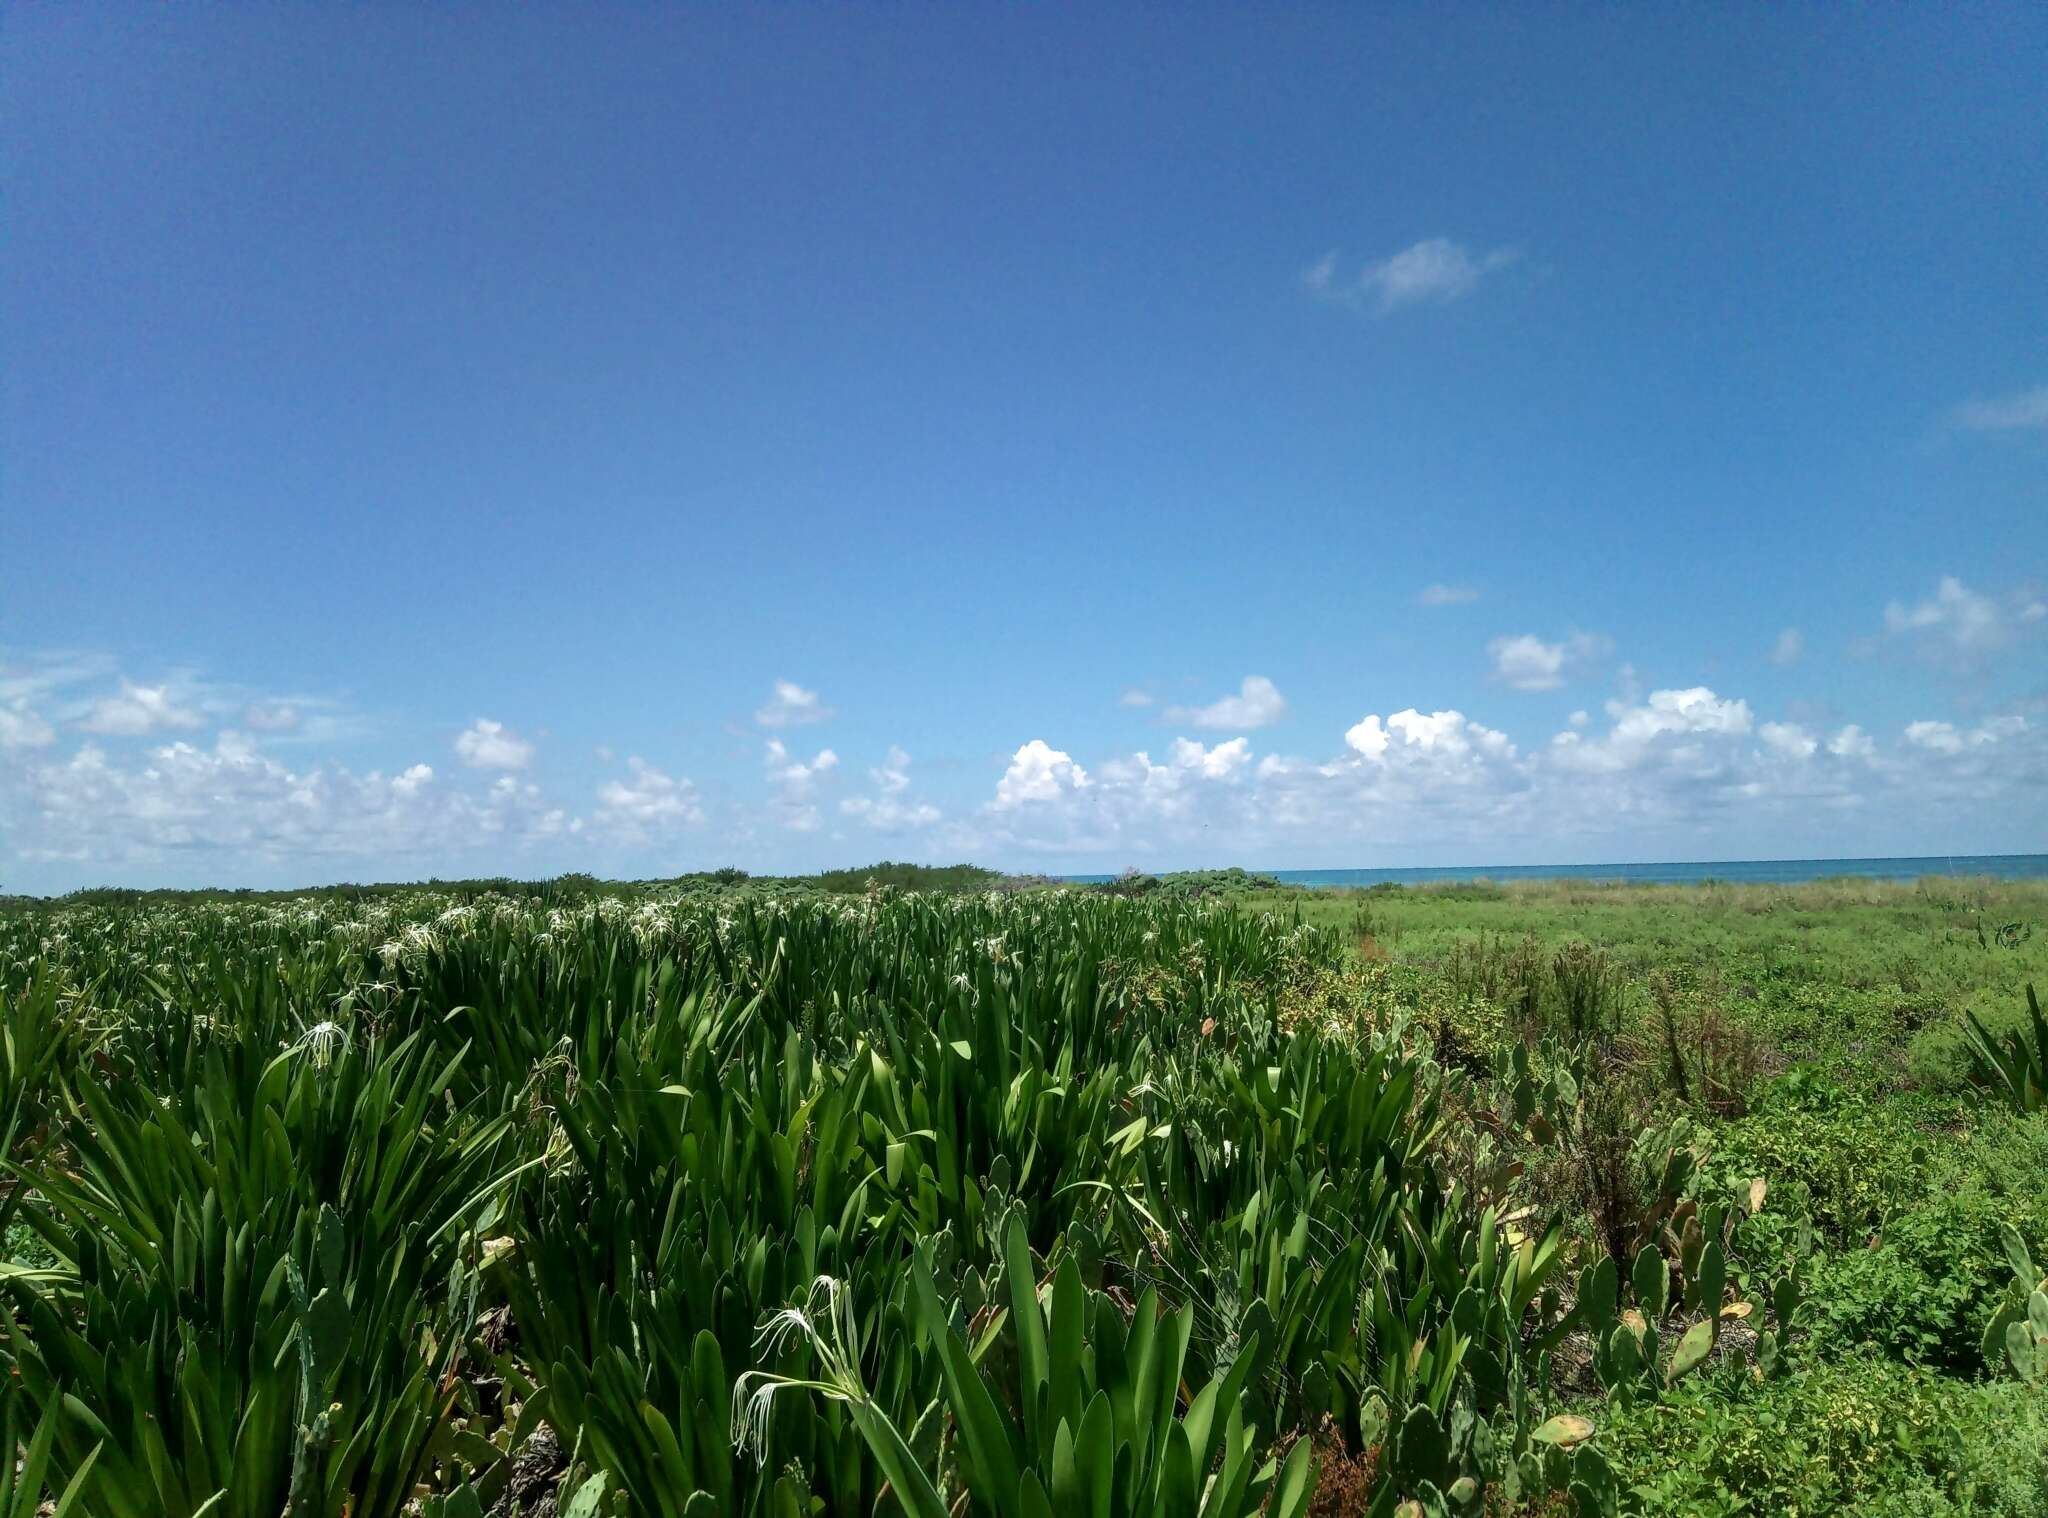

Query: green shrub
[1797,1130,2048,1372]
[1595,1356,2048,1516]
[1701,1082,1938,1246]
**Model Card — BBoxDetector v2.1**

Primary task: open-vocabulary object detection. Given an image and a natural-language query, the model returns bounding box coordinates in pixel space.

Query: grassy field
[0,873,2043,1515]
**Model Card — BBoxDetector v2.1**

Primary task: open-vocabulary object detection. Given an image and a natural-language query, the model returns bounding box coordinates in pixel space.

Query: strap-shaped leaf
[1003,1213,1050,1450]
[910,1251,1024,1518]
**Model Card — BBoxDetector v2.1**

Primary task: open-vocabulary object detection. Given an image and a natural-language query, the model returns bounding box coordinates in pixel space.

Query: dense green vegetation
[0,874,2043,1514]
[1092,868,1293,899]
[2,861,1042,912]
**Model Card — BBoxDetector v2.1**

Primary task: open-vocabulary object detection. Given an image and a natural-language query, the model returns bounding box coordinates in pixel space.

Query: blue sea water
[1067,855,2048,889]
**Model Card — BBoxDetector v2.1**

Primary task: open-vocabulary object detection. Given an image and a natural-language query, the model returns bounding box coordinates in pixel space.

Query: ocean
[1065,855,2048,889]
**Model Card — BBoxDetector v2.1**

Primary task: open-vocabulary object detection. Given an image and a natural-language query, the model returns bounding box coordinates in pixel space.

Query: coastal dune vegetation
[0,867,2044,1515]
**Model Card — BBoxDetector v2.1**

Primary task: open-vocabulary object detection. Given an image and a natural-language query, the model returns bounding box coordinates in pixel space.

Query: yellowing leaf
[1532,1414,1595,1447]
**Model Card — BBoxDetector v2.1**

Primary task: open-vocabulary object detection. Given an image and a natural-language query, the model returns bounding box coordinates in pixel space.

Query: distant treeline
[2,861,1059,910]
[1093,866,1292,898]
[4,861,1324,910]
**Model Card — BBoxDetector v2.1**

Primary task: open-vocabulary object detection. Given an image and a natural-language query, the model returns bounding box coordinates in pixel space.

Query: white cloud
[1768,628,1804,666]
[454,718,534,771]
[1827,725,1876,760]
[1953,385,2048,433]
[0,700,55,751]
[1759,721,1817,759]
[1094,740,1254,818]
[840,794,941,829]
[9,683,2045,890]
[6,733,567,871]
[1904,716,2025,755]
[765,739,838,788]
[764,740,840,831]
[1904,720,1965,755]
[595,757,701,837]
[9,642,2047,890]
[755,679,831,728]
[838,745,940,831]
[1611,687,1753,743]
[79,681,204,737]
[954,693,2047,867]
[1546,687,1754,780]
[993,740,1091,808]
[1489,632,1608,692]
[1489,636,1566,692]
[1254,709,1527,847]
[1419,583,1480,606]
[975,735,1267,856]
[1171,735,1253,780]
[1303,238,1519,315]
[0,652,116,710]
[1346,709,1516,763]
[1166,676,1288,730]
[871,745,912,793]
[244,701,301,732]
[1880,575,2042,673]
[1119,687,1155,708]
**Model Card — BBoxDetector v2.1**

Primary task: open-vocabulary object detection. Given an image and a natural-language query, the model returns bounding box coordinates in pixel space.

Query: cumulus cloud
[9,643,2045,890]
[5,732,571,872]
[1344,708,1515,763]
[1119,687,1155,708]
[454,718,534,771]
[840,745,941,830]
[1173,735,1252,779]
[840,745,947,831]
[1303,238,1519,315]
[1759,721,1818,759]
[1827,725,1876,760]
[870,745,913,794]
[1619,687,1752,740]
[1768,628,1804,666]
[765,739,838,788]
[1490,636,1567,692]
[1488,632,1608,692]
[993,740,1091,808]
[1257,709,1528,847]
[1167,676,1288,730]
[755,679,831,728]
[1952,385,2048,433]
[1419,583,1480,606]
[79,681,204,737]
[974,736,1265,857]
[948,682,2046,868]
[764,739,840,832]
[1880,575,2043,673]
[594,757,701,838]
[1903,716,2027,755]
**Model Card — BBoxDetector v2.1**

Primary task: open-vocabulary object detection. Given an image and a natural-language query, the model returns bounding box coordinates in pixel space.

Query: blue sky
[4,5,2045,892]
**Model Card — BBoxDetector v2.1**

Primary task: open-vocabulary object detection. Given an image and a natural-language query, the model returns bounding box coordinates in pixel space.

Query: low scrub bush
[1594,1355,2048,1517]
